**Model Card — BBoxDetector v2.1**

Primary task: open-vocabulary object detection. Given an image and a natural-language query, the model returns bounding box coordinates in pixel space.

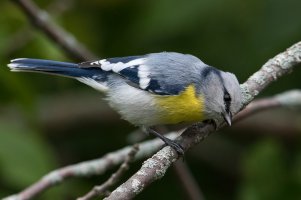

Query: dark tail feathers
[8,58,101,78]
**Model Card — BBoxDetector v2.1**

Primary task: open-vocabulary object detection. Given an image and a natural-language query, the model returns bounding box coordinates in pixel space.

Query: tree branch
[2,133,178,200]
[105,41,301,200]
[240,42,301,106]
[12,0,96,61]
[77,144,139,200]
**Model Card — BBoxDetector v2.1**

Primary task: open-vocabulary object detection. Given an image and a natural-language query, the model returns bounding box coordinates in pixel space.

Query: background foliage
[0,0,301,199]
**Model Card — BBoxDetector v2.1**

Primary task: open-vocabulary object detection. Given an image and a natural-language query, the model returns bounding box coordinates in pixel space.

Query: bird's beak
[222,111,232,126]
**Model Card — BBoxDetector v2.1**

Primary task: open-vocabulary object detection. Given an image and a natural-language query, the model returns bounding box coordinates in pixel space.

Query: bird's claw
[162,137,185,156]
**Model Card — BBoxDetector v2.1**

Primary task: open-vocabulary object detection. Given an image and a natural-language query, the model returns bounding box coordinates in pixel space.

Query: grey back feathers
[142,52,205,95]
[79,52,205,95]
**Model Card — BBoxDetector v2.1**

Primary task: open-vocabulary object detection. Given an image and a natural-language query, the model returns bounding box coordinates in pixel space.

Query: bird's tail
[9,58,88,77]
[8,58,109,92]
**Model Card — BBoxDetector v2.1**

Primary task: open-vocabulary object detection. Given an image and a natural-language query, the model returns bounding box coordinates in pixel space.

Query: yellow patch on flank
[156,85,205,124]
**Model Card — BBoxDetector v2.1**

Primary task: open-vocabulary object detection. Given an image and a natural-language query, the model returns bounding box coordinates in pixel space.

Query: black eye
[224,93,231,102]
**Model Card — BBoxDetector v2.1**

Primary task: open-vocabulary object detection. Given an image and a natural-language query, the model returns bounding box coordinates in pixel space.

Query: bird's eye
[224,93,231,102]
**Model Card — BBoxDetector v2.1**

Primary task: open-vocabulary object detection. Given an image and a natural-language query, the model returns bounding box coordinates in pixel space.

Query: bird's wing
[79,52,204,95]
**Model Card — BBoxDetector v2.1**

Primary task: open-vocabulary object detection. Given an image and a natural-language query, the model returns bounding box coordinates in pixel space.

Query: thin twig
[77,144,139,200]
[105,41,301,200]
[6,0,74,57]
[172,161,206,200]
[12,0,96,61]
[234,90,301,122]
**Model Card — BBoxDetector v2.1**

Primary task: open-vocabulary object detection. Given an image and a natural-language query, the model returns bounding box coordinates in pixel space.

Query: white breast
[106,82,161,126]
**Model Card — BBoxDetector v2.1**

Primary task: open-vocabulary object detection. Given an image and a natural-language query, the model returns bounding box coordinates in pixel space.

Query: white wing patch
[89,58,147,73]
[86,57,152,90]
[88,58,151,90]
[138,65,151,89]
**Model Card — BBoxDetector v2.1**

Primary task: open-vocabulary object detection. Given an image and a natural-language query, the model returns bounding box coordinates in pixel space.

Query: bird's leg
[143,126,184,156]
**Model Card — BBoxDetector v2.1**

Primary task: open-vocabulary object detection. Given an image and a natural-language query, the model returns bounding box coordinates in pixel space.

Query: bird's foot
[145,127,184,156]
[161,137,184,156]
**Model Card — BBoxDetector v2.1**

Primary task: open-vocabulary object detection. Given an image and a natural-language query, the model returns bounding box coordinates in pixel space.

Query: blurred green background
[1,0,301,199]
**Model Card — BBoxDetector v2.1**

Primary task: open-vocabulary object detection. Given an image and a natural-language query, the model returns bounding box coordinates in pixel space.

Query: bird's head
[200,67,242,126]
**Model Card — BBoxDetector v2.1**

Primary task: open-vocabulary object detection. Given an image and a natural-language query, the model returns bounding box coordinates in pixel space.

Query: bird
[8,52,242,154]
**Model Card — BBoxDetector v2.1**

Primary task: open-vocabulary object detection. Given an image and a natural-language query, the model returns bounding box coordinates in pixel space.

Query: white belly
[106,83,161,126]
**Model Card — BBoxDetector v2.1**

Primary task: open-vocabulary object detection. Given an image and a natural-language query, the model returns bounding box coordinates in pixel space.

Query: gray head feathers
[199,66,242,125]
